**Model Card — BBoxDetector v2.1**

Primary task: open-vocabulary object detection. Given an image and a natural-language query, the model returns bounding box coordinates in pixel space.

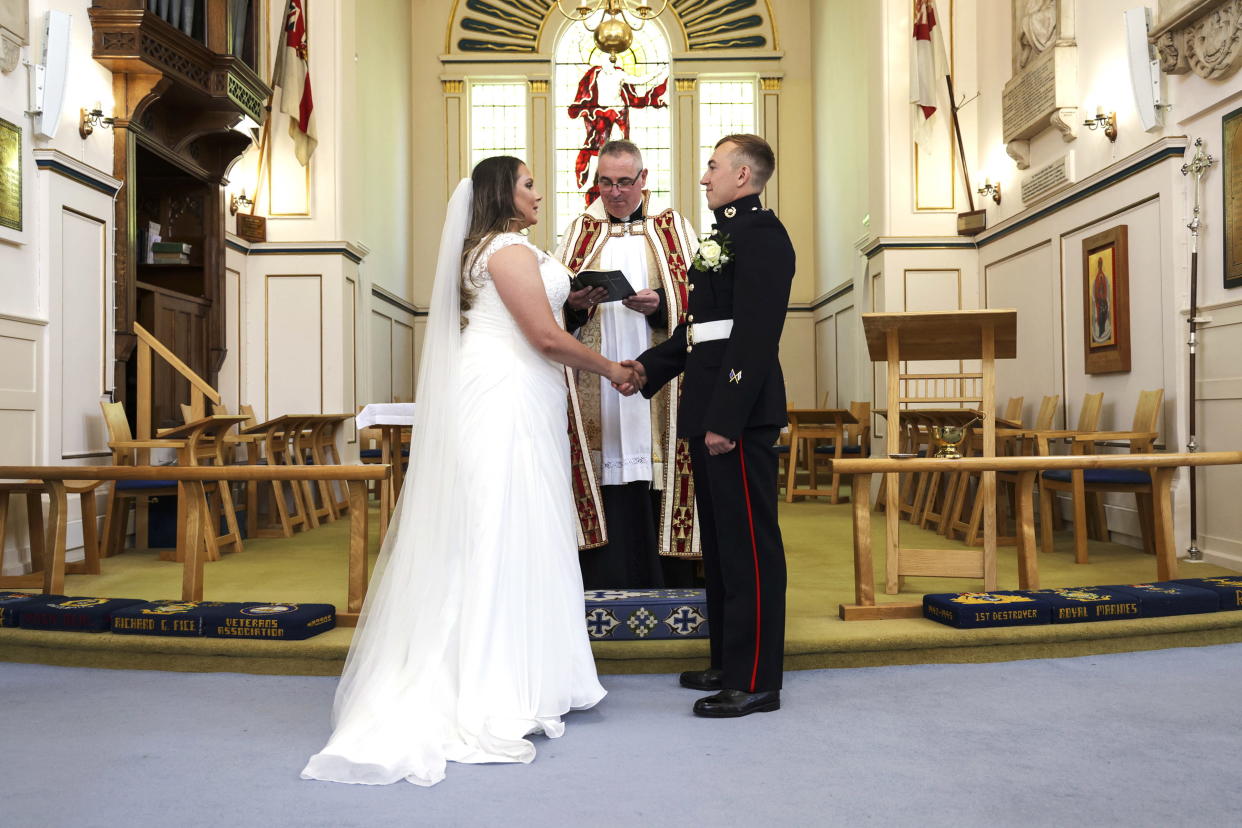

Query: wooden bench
[827,451,1242,621]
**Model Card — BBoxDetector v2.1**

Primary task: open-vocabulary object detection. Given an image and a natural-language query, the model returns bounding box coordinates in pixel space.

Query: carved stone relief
[0,0,28,74]
[1003,1,1078,169]
[1152,0,1242,79]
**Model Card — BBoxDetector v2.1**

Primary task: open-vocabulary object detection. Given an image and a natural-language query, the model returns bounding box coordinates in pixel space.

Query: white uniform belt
[688,319,733,344]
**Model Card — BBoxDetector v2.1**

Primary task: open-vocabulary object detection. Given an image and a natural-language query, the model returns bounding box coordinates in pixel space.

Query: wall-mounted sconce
[229,190,255,215]
[1083,107,1118,142]
[78,105,114,139]
[976,180,1002,205]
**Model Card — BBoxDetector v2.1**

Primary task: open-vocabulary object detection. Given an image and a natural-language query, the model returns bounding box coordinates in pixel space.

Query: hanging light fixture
[553,0,670,61]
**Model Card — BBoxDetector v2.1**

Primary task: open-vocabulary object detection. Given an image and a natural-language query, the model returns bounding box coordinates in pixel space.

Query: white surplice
[596,230,654,486]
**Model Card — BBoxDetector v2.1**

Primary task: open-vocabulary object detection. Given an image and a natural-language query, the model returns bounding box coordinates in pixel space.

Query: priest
[555,140,700,588]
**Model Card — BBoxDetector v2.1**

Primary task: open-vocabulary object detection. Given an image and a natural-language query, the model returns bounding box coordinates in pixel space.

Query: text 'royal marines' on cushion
[923,592,1052,629]
[1016,587,1143,623]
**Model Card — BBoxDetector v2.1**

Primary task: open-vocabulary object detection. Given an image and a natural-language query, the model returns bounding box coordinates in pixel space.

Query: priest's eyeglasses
[598,177,639,191]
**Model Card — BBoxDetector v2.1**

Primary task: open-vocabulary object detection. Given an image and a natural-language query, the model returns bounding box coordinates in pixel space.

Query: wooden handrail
[827,451,1242,475]
[1,464,390,625]
[134,323,221,402]
[0,465,388,482]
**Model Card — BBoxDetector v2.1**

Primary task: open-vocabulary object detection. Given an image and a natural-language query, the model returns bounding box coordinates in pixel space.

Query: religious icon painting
[1081,225,1131,374]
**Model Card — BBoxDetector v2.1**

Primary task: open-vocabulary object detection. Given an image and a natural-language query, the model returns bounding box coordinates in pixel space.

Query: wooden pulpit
[863,310,1018,595]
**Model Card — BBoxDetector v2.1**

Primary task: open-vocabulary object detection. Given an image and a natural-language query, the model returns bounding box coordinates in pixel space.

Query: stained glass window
[698,78,758,233]
[554,18,671,242]
[468,81,528,173]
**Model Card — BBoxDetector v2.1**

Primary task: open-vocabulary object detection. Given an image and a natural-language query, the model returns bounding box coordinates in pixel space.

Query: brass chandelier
[553,0,670,61]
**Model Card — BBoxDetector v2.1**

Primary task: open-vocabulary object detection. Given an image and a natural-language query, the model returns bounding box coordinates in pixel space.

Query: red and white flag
[271,0,316,166]
[910,0,948,139]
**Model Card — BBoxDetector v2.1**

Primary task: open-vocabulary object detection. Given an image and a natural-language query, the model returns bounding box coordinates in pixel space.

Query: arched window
[553,19,671,240]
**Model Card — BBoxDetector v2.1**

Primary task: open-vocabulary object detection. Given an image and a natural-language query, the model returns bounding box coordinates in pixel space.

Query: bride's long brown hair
[461,155,526,324]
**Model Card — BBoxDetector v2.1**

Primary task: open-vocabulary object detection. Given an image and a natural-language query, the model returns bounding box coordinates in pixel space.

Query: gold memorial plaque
[1224,105,1242,289]
[0,117,20,232]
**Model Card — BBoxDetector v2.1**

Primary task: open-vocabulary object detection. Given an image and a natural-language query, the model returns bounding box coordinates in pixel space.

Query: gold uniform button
[687,315,694,322]
[688,283,695,292]
[686,345,694,353]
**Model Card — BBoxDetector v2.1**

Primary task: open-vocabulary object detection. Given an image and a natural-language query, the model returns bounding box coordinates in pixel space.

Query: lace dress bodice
[463,233,570,338]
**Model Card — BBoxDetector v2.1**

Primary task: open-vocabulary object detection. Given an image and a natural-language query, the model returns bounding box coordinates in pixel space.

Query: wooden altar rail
[827,451,1242,622]
[133,322,221,450]
[0,465,388,627]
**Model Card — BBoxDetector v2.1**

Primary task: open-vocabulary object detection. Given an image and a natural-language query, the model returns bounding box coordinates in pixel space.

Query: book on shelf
[151,253,190,265]
[151,241,192,255]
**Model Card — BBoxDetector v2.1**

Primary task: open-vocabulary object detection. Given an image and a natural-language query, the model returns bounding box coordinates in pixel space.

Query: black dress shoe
[693,689,780,718]
[679,668,723,691]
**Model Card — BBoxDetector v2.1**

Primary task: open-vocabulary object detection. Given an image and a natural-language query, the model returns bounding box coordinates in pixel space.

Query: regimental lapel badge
[728,369,743,384]
[723,206,737,218]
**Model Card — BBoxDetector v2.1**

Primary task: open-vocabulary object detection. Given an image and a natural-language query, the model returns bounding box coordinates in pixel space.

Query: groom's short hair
[599,140,644,171]
[717,134,775,189]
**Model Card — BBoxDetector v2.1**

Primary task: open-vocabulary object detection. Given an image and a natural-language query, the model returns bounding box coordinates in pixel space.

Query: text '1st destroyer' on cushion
[1103,582,1220,617]
[0,592,57,627]
[584,589,710,640]
[1172,576,1242,610]
[110,600,232,637]
[922,592,1051,629]
[18,596,146,632]
[1017,587,1143,623]
[198,602,336,640]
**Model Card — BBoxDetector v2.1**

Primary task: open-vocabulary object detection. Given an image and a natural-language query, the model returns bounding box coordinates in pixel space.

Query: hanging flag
[910,0,948,139]
[271,0,316,166]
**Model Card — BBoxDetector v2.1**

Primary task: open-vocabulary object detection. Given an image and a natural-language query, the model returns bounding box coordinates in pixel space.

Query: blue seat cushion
[774,444,789,454]
[1042,468,1151,485]
[359,448,409,459]
[813,444,864,455]
[115,479,177,491]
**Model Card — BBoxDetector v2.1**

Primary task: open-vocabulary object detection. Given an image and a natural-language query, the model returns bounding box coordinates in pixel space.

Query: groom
[625,134,794,718]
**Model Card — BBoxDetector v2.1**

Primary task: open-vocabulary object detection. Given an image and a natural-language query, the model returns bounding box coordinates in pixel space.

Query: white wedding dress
[301,228,606,787]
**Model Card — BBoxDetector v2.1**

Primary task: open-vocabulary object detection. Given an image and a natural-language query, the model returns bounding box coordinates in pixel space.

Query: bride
[302,156,639,786]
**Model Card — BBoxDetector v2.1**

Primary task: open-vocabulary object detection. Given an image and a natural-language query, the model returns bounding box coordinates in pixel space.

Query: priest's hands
[621,288,659,315]
[568,286,609,310]
[705,431,737,455]
[610,359,647,396]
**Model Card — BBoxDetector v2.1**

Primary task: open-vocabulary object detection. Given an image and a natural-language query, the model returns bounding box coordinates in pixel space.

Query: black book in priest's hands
[570,269,636,303]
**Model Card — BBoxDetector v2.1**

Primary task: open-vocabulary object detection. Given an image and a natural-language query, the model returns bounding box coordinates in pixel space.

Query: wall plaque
[1021,155,1074,204]
[1003,0,1078,170]
[0,117,20,232]
[1223,105,1242,287]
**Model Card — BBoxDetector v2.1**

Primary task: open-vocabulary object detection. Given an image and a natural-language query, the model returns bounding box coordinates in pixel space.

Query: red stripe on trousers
[736,437,762,693]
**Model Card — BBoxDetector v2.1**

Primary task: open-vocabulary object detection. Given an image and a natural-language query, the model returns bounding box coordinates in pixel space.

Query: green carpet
[2,499,1239,675]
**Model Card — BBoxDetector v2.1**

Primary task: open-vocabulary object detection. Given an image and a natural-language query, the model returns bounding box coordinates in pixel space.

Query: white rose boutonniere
[691,231,733,273]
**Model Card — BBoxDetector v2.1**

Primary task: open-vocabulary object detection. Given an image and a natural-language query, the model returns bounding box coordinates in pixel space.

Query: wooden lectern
[863,310,1018,596]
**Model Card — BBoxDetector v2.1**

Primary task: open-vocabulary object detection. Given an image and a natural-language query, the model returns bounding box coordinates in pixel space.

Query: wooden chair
[99,401,186,559]
[357,410,385,502]
[810,400,872,502]
[0,480,90,593]
[1038,390,1162,563]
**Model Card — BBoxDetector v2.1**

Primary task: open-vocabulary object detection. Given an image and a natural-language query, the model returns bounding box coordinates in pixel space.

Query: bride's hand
[608,362,641,396]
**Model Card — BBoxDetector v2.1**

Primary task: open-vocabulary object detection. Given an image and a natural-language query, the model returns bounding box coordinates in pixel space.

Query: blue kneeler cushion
[197,602,336,640]
[584,589,709,640]
[923,591,1051,629]
[1104,582,1220,617]
[1173,576,1242,610]
[18,596,146,632]
[110,600,233,637]
[1017,587,1143,623]
[0,592,57,626]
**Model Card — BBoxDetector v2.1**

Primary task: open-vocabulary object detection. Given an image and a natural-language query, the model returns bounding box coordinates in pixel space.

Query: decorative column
[441,78,466,200]
[528,77,552,252]
[674,76,698,227]
[761,75,783,213]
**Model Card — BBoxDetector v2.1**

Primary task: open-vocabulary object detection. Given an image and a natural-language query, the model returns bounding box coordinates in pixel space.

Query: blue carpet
[2,645,1241,827]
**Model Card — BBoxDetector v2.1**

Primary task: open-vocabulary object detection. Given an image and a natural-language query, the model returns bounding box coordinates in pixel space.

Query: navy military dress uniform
[636,193,795,695]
